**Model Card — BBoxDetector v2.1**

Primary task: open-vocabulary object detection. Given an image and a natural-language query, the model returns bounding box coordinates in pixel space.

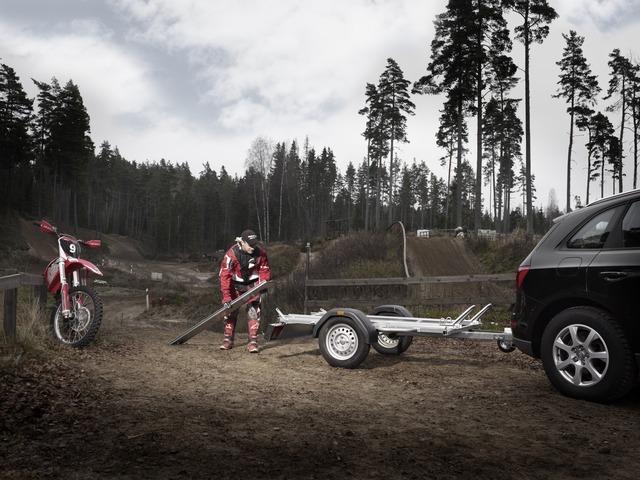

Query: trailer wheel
[369,308,413,355]
[373,333,413,355]
[497,339,516,353]
[318,317,370,368]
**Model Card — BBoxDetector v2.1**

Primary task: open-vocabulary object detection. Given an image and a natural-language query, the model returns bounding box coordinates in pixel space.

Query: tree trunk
[524,17,533,234]
[375,156,381,230]
[618,77,626,193]
[566,98,575,212]
[456,102,464,227]
[475,21,483,232]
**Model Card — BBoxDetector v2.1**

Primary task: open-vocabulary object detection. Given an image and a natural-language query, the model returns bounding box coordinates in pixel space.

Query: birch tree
[245,136,274,242]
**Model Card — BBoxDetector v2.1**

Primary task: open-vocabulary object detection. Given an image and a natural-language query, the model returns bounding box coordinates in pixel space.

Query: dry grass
[0,289,52,368]
[468,229,536,274]
[262,242,301,281]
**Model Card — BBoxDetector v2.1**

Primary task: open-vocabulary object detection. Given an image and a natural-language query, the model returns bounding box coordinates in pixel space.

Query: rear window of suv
[566,208,617,249]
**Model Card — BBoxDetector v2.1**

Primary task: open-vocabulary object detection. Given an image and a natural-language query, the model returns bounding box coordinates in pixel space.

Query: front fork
[59,262,86,319]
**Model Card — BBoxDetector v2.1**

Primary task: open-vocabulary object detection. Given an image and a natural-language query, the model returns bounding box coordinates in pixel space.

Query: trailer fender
[312,308,378,344]
[369,304,412,318]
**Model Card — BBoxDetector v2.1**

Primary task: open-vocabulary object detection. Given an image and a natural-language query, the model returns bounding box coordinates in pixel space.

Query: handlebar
[37,220,101,249]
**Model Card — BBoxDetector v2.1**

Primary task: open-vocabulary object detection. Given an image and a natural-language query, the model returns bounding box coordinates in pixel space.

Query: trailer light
[337,311,344,315]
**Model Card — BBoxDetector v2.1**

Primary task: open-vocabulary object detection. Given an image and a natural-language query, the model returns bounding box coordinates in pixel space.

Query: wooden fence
[1,270,47,339]
[304,273,516,311]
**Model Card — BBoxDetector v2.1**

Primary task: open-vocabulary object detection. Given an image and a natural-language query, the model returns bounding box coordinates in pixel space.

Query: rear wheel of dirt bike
[50,285,103,348]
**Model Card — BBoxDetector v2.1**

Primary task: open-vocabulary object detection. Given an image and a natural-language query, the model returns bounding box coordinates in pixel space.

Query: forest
[1,0,639,255]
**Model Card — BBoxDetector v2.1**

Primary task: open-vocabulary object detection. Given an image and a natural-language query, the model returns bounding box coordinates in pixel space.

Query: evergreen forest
[2,0,640,255]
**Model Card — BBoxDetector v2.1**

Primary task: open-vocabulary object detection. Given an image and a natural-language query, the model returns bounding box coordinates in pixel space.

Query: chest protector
[232,244,261,286]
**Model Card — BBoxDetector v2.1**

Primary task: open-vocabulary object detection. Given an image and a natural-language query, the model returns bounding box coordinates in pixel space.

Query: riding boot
[247,319,259,353]
[220,318,236,350]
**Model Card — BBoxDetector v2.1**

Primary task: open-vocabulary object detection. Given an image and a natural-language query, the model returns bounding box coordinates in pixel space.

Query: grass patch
[468,230,536,274]
[0,288,53,368]
[263,242,301,281]
[314,231,403,280]
[341,258,404,279]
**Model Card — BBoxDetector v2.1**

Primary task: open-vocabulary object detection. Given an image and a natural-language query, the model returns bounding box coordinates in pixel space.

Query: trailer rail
[265,303,514,368]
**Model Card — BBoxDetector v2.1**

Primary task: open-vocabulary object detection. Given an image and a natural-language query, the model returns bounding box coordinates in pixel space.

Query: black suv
[512,189,640,402]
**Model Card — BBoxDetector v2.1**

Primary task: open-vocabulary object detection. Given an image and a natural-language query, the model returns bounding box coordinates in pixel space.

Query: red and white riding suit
[219,242,270,342]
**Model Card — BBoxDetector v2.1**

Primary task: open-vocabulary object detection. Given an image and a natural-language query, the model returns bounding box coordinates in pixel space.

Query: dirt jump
[2,224,640,479]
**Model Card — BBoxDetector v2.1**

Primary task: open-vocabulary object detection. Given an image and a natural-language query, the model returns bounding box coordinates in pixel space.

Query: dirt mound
[19,218,146,264]
[406,236,511,306]
[406,236,482,277]
[19,219,58,262]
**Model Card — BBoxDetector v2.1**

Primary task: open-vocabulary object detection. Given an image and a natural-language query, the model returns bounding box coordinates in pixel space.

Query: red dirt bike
[39,220,104,348]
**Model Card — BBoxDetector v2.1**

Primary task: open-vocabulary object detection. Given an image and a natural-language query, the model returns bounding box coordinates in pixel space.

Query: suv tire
[541,307,638,403]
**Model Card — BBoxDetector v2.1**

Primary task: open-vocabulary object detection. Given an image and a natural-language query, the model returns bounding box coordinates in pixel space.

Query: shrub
[468,231,536,274]
[0,289,52,367]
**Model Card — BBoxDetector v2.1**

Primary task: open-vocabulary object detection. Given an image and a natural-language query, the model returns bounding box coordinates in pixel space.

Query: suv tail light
[516,265,530,291]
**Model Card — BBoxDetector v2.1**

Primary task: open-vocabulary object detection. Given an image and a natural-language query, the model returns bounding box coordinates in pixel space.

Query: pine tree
[359,82,388,229]
[577,112,603,203]
[552,30,600,212]
[377,58,415,225]
[435,98,469,229]
[0,64,34,212]
[505,0,558,233]
[32,78,93,229]
[604,49,636,193]
[470,0,512,231]
[414,0,477,228]
[585,112,617,199]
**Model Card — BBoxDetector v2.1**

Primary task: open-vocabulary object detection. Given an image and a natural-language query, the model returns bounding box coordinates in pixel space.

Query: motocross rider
[219,230,270,353]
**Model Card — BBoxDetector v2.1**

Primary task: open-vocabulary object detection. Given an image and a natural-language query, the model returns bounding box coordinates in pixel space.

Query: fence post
[3,269,18,339]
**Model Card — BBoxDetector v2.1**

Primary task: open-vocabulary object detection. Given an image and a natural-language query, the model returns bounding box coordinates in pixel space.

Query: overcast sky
[1,0,639,213]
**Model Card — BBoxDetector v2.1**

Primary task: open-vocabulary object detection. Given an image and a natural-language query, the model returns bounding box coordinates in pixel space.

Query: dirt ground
[2,224,640,479]
[3,316,640,480]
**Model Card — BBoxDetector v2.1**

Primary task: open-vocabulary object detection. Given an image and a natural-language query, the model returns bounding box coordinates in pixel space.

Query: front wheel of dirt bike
[50,285,103,348]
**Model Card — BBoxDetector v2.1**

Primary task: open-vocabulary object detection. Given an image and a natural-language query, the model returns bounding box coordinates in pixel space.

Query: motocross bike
[39,220,104,348]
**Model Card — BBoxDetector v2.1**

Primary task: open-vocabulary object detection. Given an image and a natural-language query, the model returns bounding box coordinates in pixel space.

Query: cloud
[0,18,160,119]
[557,0,640,33]
[108,0,431,134]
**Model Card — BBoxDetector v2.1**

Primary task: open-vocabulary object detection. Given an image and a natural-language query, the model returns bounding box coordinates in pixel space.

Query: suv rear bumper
[513,338,534,358]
